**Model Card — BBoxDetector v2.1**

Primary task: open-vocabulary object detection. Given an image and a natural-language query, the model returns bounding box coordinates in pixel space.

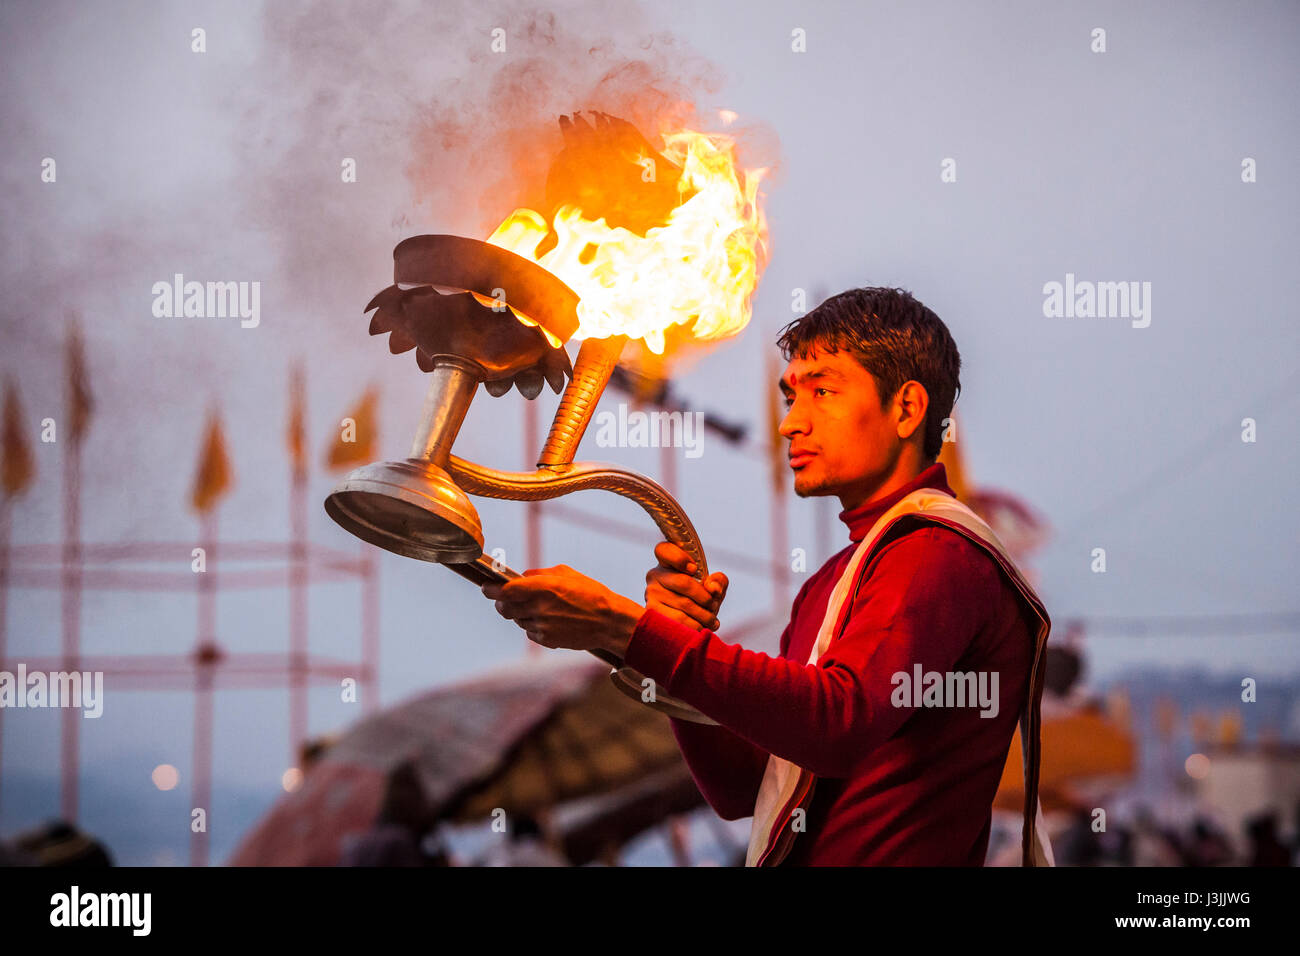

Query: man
[482,287,1052,866]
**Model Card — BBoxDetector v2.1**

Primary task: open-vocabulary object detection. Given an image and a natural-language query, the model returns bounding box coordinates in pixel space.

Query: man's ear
[896,381,929,440]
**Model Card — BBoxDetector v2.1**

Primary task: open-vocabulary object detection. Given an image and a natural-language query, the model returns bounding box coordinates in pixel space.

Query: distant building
[1193,743,1300,847]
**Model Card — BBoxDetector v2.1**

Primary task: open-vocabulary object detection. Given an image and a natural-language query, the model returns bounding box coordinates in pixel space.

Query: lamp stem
[537,334,628,468]
[409,357,481,466]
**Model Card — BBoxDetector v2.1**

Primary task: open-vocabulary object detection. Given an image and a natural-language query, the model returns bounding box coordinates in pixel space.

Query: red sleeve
[627,576,816,821]
[624,526,1000,779]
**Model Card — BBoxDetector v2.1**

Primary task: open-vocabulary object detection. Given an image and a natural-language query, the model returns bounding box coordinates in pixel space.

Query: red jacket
[624,463,1035,865]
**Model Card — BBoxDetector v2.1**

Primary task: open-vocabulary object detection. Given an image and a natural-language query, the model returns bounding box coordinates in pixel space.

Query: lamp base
[324,458,485,563]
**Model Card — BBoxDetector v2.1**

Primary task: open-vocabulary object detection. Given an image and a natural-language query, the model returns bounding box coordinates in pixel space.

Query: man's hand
[481,564,643,659]
[645,541,728,632]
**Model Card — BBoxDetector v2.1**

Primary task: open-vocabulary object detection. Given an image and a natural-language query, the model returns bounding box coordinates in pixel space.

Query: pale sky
[2,0,1297,861]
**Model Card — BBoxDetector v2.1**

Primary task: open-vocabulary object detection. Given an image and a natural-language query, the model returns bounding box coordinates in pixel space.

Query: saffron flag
[66,320,93,444]
[2,379,35,497]
[325,387,378,471]
[287,362,307,478]
[191,410,234,513]
[1216,710,1242,747]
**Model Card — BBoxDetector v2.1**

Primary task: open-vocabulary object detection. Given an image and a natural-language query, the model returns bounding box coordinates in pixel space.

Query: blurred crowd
[7,804,1298,866]
[1050,804,1298,867]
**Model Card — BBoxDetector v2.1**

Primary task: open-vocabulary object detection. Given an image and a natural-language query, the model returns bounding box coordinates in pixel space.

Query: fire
[486,122,768,356]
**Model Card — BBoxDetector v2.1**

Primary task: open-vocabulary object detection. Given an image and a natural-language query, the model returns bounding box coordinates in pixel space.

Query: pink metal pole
[191,655,214,867]
[191,509,217,867]
[0,497,10,822]
[289,467,307,763]
[361,391,380,712]
[361,545,379,714]
[59,438,82,822]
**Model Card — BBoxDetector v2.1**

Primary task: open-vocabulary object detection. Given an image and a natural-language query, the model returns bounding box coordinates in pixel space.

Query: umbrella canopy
[229,654,694,865]
[438,663,691,823]
[546,764,706,865]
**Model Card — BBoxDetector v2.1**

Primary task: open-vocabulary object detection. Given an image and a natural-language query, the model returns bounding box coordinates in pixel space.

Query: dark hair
[775,287,961,461]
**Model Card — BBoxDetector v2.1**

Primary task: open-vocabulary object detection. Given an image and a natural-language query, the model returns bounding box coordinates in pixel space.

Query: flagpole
[60,403,82,823]
[0,382,32,820]
[323,384,382,702]
[191,507,217,867]
[58,320,92,825]
[286,362,310,751]
[352,379,379,713]
[361,545,379,715]
[0,495,10,823]
[187,406,230,867]
[289,436,307,765]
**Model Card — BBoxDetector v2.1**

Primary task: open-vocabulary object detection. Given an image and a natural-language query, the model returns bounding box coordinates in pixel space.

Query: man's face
[778,347,902,507]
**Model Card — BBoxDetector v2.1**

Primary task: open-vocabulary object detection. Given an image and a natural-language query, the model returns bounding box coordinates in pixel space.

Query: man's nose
[778,401,807,438]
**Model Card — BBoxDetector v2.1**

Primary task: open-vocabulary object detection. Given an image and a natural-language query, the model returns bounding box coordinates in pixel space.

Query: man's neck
[837,452,930,513]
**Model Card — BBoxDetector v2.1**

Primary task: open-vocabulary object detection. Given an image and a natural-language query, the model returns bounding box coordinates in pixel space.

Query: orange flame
[487,126,767,356]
